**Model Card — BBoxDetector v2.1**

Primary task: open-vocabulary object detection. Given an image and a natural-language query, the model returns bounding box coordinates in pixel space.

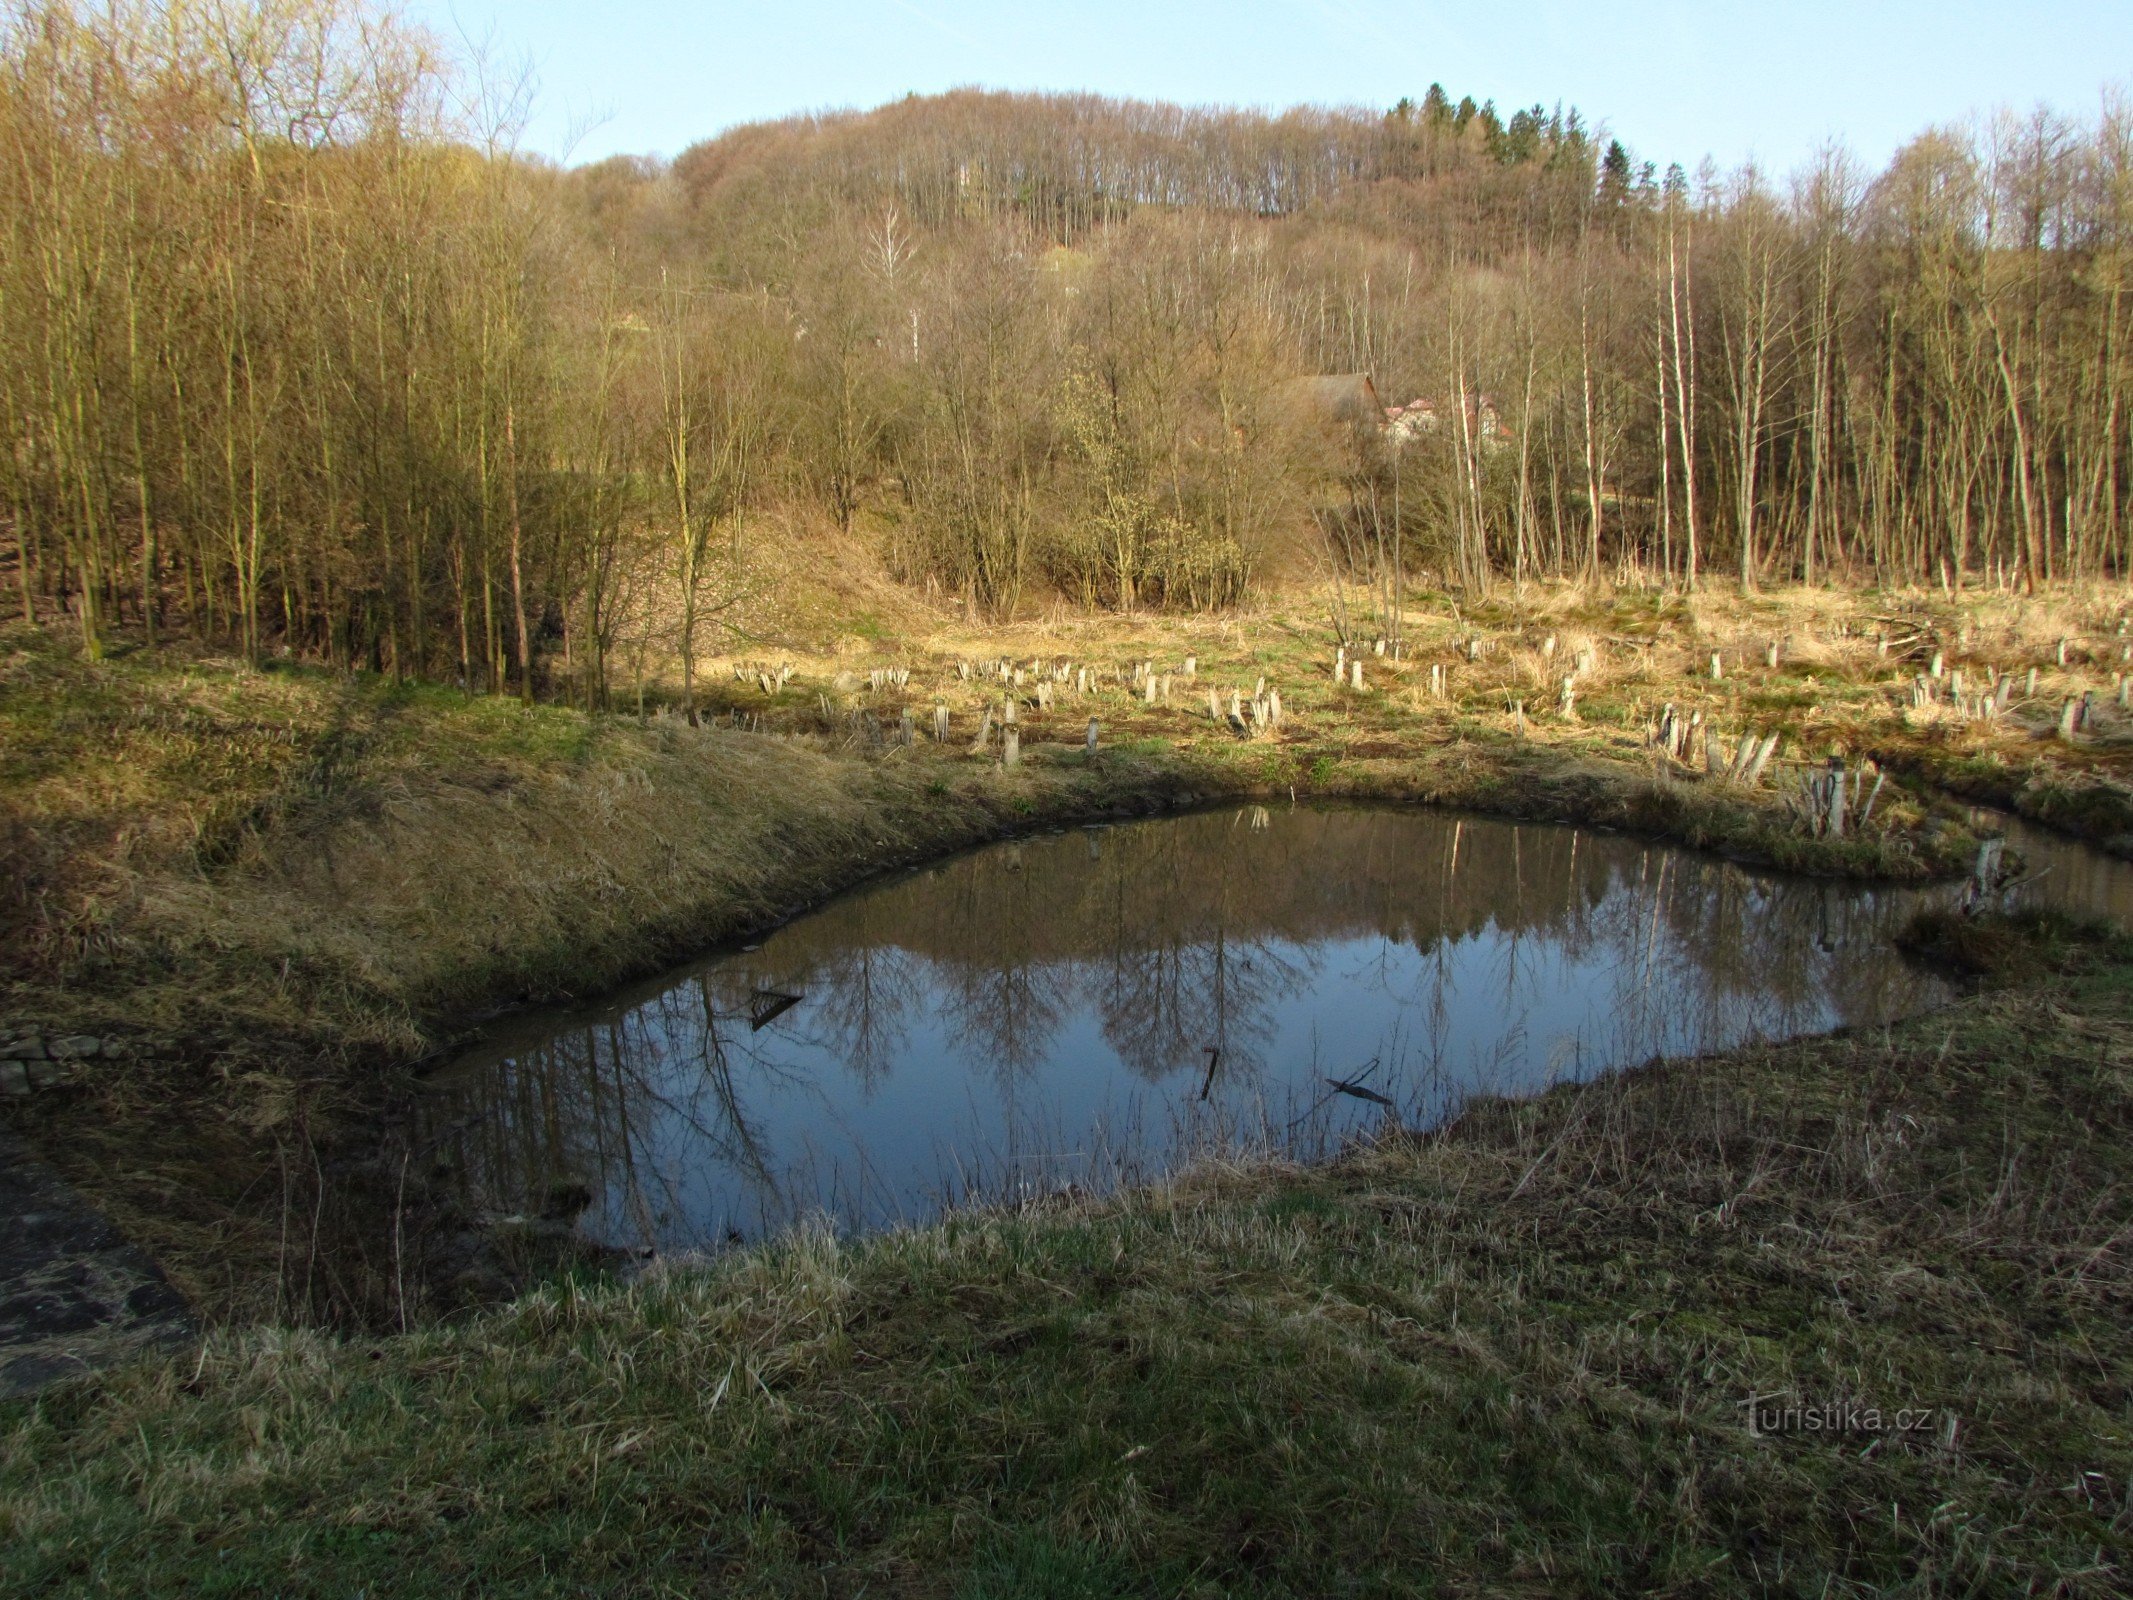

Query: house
[1283,373,1387,432]
[1384,399,1438,442]
[1286,375,1506,452]
[1382,392,1503,449]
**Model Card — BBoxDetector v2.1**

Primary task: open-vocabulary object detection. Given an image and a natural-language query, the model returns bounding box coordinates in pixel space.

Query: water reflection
[420,807,1957,1255]
[1973,808,2133,927]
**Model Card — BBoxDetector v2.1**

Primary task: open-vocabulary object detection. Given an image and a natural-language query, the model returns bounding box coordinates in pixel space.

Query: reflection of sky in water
[419,806,2005,1256]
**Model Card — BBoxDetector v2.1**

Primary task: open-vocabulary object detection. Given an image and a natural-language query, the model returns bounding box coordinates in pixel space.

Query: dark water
[1977,808,2133,927]
[419,807,1978,1256]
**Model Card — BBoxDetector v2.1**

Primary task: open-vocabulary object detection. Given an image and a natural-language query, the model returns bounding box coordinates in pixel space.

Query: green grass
[4,912,2128,1596]
[1,614,1996,1315]
[9,587,2133,1592]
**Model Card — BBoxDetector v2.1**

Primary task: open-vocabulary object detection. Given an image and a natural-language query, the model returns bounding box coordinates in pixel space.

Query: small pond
[414,805,2054,1257]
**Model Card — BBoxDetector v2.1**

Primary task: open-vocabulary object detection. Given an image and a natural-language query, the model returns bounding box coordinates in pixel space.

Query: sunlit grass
[5,581,2133,1591]
[15,577,2133,1323]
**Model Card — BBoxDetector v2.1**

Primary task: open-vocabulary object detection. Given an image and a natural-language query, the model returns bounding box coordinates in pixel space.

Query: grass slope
[3,912,2128,1597]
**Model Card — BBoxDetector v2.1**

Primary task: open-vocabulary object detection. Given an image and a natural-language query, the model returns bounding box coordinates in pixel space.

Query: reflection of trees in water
[433,974,832,1246]
[1622,857,1917,1046]
[1090,925,1312,1085]
[423,808,1946,1247]
[1081,819,1313,1083]
[766,914,926,1091]
[936,955,1072,1085]
[1975,811,2133,927]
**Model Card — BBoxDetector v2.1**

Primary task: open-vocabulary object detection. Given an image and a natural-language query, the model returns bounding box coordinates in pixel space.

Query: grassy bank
[2,608,1986,1320]
[5,583,2132,1593]
[34,573,2131,1076]
[3,909,2128,1596]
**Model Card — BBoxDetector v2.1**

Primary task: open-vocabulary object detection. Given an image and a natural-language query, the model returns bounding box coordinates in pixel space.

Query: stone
[0,1038,45,1061]
[0,1063,26,1097]
[25,1060,62,1090]
[0,1132,196,1398]
[48,1037,101,1060]
[100,1040,128,1059]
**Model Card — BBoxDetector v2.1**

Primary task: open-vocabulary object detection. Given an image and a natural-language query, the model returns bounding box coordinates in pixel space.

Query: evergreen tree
[1599,139,1634,206]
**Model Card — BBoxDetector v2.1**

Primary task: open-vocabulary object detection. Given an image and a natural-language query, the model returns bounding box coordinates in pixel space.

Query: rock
[99,1040,128,1059]
[48,1037,102,1060]
[24,1061,62,1090]
[0,1038,45,1061]
[0,1063,26,1097]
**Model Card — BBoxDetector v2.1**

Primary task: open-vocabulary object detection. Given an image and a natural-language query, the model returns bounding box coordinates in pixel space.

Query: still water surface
[1978,807,2133,927]
[415,805,2111,1257]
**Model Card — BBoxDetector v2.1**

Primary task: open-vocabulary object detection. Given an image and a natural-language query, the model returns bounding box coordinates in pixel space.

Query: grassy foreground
[3,910,2128,1597]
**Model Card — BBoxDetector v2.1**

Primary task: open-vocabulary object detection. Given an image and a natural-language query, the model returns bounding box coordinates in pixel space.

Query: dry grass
[6,580,2133,1593]
[15,576,2133,1322]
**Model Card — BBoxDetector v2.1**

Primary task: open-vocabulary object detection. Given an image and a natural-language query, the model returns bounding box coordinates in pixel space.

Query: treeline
[4,1,2129,711]
[670,83,1600,242]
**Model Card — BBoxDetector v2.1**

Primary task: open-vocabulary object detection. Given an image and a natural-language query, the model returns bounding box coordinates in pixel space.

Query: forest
[5,0,2131,711]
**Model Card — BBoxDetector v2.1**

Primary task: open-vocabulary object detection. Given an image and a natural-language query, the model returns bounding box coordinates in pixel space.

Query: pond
[418,806,1993,1257]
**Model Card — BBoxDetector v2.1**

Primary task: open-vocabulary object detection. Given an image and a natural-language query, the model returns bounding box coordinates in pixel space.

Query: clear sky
[412,1,2133,178]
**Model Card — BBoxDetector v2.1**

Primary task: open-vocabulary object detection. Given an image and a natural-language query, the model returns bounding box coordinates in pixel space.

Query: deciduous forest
[5,0,2130,709]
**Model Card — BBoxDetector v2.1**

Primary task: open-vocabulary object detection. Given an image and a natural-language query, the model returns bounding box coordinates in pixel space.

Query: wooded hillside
[5,0,2129,711]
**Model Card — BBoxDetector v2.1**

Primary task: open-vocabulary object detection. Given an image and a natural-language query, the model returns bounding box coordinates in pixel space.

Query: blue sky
[413,1,2133,177]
